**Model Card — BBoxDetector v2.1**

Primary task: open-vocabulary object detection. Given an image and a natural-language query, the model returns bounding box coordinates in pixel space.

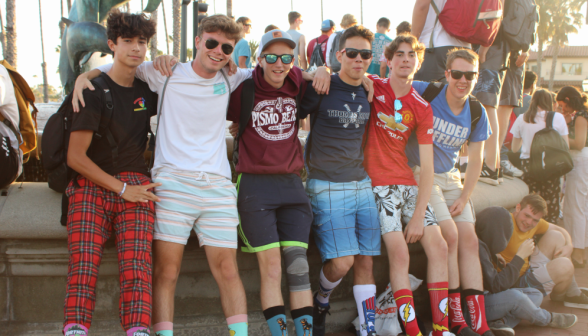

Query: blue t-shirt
[405,81,492,173]
[232,38,252,68]
[300,75,370,182]
[367,33,392,76]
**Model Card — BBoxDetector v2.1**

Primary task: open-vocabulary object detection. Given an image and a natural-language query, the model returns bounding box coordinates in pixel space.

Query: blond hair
[445,48,479,70]
[340,14,358,29]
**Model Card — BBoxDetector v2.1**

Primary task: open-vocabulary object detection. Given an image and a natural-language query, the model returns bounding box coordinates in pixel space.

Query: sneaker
[313,293,331,336]
[501,160,523,177]
[563,292,588,309]
[488,319,514,336]
[498,168,504,183]
[479,163,499,186]
[548,312,578,328]
[500,163,515,180]
[460,162,468,179]
[481,331,496,336]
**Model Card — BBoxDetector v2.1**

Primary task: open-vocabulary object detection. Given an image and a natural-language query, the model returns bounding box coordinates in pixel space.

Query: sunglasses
[262,54,294,64]
[448,70,478,81]
[394,99,403,123]
[204,39,234,55]
[243,23,252,27]
[341,48,372,60]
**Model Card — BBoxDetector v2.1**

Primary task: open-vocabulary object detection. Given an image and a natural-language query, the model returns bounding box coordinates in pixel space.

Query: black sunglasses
[262,54,294,64]
[341,48,372,60]
[205,39,234,55]
[449,70,478,81]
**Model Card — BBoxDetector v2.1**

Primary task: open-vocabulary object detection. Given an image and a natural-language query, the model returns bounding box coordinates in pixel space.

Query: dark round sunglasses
[205,39,234,55]
[262,54,294,64]
[449,70,478,81]
[341,48,372,60]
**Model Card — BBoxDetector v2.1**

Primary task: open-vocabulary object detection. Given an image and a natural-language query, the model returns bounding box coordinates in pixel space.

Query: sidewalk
[327,266,588,336]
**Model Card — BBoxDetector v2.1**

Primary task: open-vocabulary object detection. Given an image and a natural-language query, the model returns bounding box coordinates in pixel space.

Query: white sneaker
[501,160,523,177]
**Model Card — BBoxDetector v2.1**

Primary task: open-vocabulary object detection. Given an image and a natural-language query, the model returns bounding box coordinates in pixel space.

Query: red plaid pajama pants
[64,172,155,332]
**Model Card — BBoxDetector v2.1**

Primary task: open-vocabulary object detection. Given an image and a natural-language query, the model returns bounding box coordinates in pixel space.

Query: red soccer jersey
[363,75,434,186]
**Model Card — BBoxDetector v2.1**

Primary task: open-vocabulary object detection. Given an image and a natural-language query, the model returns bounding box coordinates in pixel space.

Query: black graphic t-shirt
[300,74,370,182]
[71,73,158,176]
[567,110,588,147]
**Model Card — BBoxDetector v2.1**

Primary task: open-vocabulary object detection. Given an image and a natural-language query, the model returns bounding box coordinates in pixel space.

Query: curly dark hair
[106,8,156,43]
[339,25,374,50]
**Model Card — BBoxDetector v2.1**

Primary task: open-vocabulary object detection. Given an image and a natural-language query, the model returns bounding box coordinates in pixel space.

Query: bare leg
[497,105,514,162]
[484,105,499,171]
[536,230,575,296]
[322,255,355,282]
[204,245,247,317]
[353,255,375,285]
[438,219,460,289]
[383,232,411,291]
[152,240,185,324]
[256,248,284,310]
[421,225,449,283]
[456,221,483,291]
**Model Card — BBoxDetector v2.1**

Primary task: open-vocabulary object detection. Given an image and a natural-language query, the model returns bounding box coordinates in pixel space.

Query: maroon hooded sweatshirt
[227,64,307,175]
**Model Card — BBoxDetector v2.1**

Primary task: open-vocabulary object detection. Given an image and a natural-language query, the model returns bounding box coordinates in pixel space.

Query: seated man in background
[475,206,577,336]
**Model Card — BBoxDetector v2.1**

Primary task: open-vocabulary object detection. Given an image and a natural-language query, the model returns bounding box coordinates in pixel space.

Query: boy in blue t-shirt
[233,17,252,68]
[367,17,392,77]
[405,48,495,336]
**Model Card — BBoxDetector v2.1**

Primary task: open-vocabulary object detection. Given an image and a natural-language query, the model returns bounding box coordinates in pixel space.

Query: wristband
[118,183,127,197]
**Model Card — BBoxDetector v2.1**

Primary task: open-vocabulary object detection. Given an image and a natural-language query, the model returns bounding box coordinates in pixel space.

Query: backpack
[307,38,326,71]
[328,31,343,73]
[42,76,117,194]
[528,111,573,181]
[233,78,302,165]
[420,82,484,142]
[431,0,503,48]
[501,0,539,52]
[0,60,38,162]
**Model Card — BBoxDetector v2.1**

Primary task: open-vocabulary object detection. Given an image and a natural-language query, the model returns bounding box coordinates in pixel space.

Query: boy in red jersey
[363,34,452,336]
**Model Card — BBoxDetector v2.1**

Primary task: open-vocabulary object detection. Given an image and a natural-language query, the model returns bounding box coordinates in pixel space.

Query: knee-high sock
[394,289,422,336]
[227,315,248,336]
[291,307,313,336]
[448,288,468,334]
[316,267,342,306]
[353,285,377,336]
[428,282,449,336]
[463,289,490,334]
[264,306,288,336]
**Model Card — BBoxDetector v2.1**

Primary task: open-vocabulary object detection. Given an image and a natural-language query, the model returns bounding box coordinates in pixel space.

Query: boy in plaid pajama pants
[63,10,159,336]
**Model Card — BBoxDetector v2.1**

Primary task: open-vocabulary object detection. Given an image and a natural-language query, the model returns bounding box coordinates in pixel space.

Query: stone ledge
[0,178,529,240]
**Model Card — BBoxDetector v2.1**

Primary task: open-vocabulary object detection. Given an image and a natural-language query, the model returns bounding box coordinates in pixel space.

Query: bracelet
[118,183,127,197]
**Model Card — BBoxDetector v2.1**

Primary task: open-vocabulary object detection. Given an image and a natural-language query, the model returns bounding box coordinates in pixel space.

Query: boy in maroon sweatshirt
[227,29,314,336]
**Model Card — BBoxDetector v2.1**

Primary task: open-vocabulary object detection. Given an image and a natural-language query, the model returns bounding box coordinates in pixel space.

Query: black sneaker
[313,293,331,336]
[498,168,504,183]
[479,163,499,186]
[563,292,588,309]
[481,331,496,336]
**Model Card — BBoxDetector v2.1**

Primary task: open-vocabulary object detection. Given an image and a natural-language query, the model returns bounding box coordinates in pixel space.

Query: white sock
[353,284,377,336]
[316,267,342,305]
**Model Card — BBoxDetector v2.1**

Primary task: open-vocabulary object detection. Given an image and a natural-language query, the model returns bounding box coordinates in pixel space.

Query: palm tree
[173,0,181,57]
[150,9,159,61]
[39,0,48,103]
[162,0,170,55]
[535,0,555,87]
[547,0,584,91]
[0,6,6,58]
[6,0,16,68]
[227,0,233,19]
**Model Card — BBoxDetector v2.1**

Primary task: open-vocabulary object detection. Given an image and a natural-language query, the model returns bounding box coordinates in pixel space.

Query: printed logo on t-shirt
[327,104,369,128]
[376,95,386,103]
[351,92,357,100]
[377,112,408,133]
[133,97,147,111]
[251,97,297,141]
[432,116,469,148]
[213,82,227,95]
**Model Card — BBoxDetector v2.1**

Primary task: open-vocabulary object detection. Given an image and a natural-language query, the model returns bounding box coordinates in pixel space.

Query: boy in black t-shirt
[62,10,158,336]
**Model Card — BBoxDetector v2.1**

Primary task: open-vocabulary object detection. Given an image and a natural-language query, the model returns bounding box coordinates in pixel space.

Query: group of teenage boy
[58,4,584,336]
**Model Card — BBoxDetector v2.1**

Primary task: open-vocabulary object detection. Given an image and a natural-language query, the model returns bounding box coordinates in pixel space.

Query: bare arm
[380,62,387,78]
[412,0,430,39]
[511,136,522,153]
[452,141,484,216]
[67,130,160,202]
[71,69,102,112]
[238,56,247,69]
[299,35,308,70]
[568,116,587,150]
[405,144,434,244]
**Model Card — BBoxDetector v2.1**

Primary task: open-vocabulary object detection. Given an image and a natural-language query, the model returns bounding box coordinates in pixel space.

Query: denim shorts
[306,177,381,262]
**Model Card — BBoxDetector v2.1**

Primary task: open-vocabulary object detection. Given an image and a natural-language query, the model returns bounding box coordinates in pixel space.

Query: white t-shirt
[419,0,470,49]
[325,29,346,67]
[510,110,569,159]
[97,62,252,179]
[0,64,22,171]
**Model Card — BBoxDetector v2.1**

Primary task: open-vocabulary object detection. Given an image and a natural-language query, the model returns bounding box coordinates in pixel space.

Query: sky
[4,0,588,91]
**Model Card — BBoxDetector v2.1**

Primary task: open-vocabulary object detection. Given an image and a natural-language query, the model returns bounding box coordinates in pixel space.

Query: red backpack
[431,0,503,47]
